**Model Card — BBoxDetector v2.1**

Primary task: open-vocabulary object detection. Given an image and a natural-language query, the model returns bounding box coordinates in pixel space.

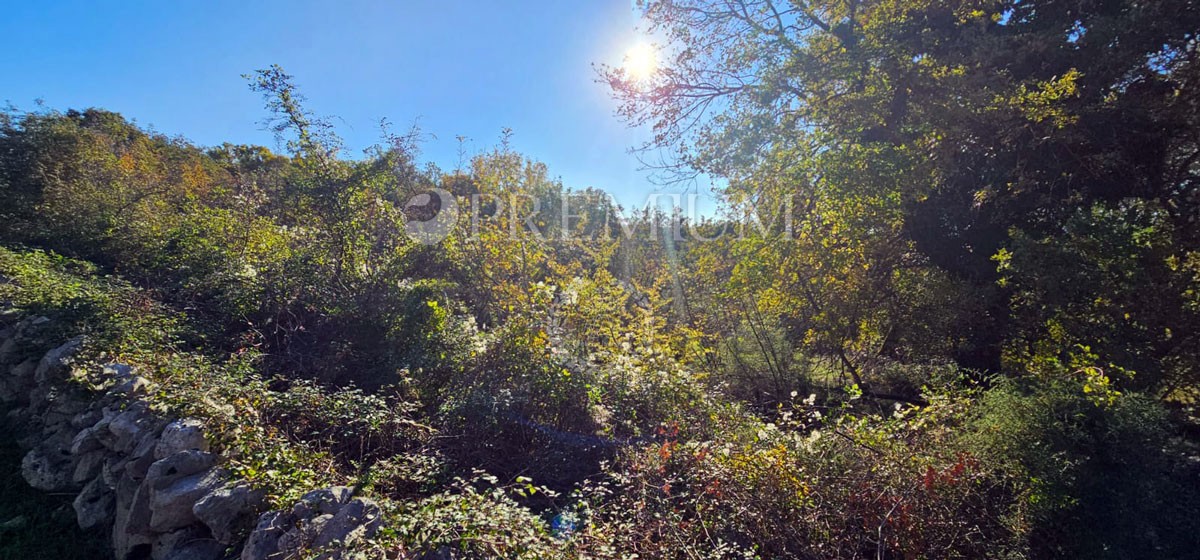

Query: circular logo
[403,188,458,244]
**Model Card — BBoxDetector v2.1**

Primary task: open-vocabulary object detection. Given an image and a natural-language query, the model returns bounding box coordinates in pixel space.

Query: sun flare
[623,42,658,83]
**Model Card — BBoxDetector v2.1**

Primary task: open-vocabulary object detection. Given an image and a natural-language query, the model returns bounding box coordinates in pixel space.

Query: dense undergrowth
[4,243,1197,558]
[3,1,1200,556]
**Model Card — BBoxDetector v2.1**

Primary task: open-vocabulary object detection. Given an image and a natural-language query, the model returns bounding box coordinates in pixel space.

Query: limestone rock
[277,513,333,556]
[311,498,383,549]
[71,425,105,455]
[108,403,155,452]
[33,335,85,385]
[147,450,217,488]
[162,540,226,560]
[71,407,103,429]
[152,526,201,560]
[0,335,20,365]
[115,469,141,510]
[292,486,354,518]
[124,479,154,537]
[73,449,107,484]
[142,450,220,534]
[73,476,115,530]
[156,418,208,459]
[150,525,225,560]
[149,468,226,532]
[243,489,381,560]
[8,357,36,380]
[113,470,154,557]
[113,493,155,560]
[103,455,129,489]
[92,409,119,449]
[125,431,162,481]
[21,442,74,491]
[48,392,88,417]
[0,379,18,404]
[194,481,266,544]
[241,510,292,560]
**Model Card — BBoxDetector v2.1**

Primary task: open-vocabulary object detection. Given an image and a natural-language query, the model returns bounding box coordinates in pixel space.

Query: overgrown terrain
[2,0,1199,558]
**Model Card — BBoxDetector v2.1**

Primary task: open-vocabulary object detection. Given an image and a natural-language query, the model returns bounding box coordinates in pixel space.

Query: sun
[623,42,658,83]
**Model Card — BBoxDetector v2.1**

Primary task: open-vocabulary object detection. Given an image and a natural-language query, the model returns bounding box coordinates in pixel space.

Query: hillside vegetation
[2,1,1199,558]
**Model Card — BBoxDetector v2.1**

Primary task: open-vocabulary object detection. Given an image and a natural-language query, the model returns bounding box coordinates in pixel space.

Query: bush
[969,374,1200,559]
[578,389,1020,559]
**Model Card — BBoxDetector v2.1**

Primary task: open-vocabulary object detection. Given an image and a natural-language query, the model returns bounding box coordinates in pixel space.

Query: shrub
[969,374,1200,559]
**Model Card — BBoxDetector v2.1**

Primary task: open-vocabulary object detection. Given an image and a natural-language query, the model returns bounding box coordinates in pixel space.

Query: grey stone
[111,475,144,559]
[125,431,161,480]
[89,405,116,435]
[103,455,129,489]
[149,468,225,532]
[34,335,85,385]
[113,486,155,560]
[73,449,107,484]
[48,391,88,416]
[26,384,51,415]
[240,510,292,560]
[5,406,28,425]
[156,418,208,459]
[108,407,145,444]
[125,479,154,536]
[311,498,382,549]
[40,408,76,432]
[115,470,141,510]
[153,525,212,560]
[73,476,114,530]
[162,540,226,560]
[112,374,153,396]
[0,336,19,365]
[292,486,354,518]
[71,408,103,429]
[277,513,332,556]
[21,443,74,491]
[194,481,267,544]
[108,403,154,452]
[71,425,105,454]
[9,358,35,380]
[105,363,155,395]
[248,490,380,560]
[147,450,217,489]
[0,379,17,404]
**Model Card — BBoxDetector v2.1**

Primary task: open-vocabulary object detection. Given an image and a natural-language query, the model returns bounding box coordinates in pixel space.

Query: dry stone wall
[0,313,383,560]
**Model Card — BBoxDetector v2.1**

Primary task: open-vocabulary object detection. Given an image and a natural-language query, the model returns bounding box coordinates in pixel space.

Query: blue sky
[1,0,718,211]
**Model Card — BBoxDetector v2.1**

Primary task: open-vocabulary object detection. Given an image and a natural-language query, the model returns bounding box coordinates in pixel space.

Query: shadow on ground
[0,420,108,560]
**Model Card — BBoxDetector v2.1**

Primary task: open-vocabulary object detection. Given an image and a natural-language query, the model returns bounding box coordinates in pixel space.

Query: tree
[607,0,1200,391]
